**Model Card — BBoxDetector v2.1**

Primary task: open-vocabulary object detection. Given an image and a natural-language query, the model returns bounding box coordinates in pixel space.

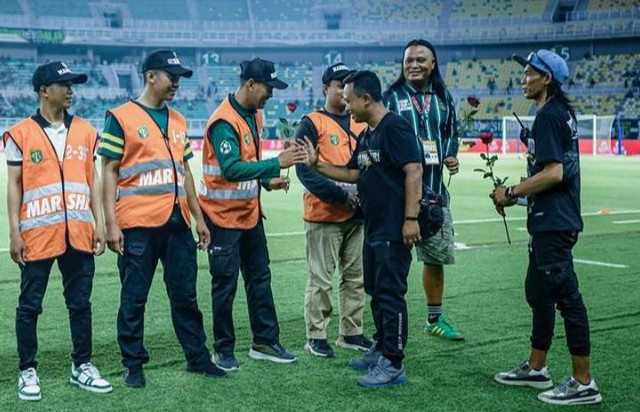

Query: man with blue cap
[491,49,602,405]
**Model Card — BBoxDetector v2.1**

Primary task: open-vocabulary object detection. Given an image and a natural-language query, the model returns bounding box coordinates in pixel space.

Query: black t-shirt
[347,112,422,242]
[527,98,583,233]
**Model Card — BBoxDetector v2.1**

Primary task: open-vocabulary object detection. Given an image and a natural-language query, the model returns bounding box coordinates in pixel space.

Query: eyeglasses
[526,52,553,76]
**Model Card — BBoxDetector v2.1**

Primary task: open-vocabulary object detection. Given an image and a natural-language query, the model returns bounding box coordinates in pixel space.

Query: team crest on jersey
[330,135,339,146]
[30,149,43,164]
[243,133,251,146]
[397,99,412,112]
[137,126,149,139]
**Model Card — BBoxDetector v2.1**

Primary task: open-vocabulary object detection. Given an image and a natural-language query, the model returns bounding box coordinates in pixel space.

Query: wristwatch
[505,186,516,200]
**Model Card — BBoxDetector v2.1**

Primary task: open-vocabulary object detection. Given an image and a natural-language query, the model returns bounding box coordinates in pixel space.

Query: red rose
[467,96,480,108]
[479,132,494,144]
[287,102,297,113]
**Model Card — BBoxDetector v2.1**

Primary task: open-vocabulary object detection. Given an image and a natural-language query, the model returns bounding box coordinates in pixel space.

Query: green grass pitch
[0,153,638,411]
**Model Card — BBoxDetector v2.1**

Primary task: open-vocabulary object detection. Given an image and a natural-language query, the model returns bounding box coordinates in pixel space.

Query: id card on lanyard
[410,94,439,166]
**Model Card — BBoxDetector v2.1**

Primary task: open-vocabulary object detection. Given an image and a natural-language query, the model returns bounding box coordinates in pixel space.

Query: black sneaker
[336,334,374,352]
[123,366,146,388]
[304,339,334,358]
[186,360,227,378]
[249,342,297,364]
[213,352,240,372]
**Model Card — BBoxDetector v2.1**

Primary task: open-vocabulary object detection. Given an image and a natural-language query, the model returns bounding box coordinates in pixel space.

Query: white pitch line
[267,231,305,237]
[612,219,640,224]
[574,259,628,269]
[454,209,640,225]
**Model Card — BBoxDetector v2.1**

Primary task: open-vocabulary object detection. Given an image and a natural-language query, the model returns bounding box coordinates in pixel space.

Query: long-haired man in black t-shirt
[492,50,601,406]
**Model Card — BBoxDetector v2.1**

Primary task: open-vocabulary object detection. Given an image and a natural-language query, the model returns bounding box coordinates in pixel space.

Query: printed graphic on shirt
[357,150,380,169]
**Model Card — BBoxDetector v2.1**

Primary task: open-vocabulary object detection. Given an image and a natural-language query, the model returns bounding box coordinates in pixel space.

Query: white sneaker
[538,376,602,405]
[70,362,113,394]
[18,368,41,401]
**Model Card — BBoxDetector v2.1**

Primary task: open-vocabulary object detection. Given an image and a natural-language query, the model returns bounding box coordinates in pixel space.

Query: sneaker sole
[537,393,602,405]
[494,375,554,389]
[357,373,408,388]
[18,392,41,401]
[335,340,370,352]
[249,348,297,364]
[304,343,333,358]
[70,378,114,394]
[212,355,240,372]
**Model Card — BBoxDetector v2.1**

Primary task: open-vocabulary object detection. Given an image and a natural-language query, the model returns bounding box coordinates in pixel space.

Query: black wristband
[405,216,419,221]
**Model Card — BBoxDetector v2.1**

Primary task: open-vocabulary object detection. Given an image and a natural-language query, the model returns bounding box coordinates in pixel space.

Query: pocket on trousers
[208,245,234,278]
[124,232,148,257]
[542,264,574,299]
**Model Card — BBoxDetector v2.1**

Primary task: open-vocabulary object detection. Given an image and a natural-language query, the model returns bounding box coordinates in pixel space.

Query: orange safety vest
[303,111,366,223]
[199,96,264,229]
[109,101,190,229]
[3,116,96,261]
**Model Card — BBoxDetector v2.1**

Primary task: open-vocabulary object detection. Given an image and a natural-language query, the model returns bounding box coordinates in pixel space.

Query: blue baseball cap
[513,49,569,85]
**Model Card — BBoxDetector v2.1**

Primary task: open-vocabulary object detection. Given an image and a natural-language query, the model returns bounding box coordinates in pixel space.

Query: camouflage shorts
[415,206,455,265]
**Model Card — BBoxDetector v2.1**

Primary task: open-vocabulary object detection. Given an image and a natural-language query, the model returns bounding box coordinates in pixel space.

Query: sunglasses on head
[526,51,553,76]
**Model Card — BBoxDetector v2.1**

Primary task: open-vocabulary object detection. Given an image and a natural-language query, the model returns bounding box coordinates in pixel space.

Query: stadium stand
[0,0,22,15]
[573,95,624,115]
[28,0,91,17]
[571,54,640,88]
[457,95,534,119]
[621,97,640,117]
[588,0,640,12]
[109,0,190,20]
[195,0,248,21]
[450,0,547,19]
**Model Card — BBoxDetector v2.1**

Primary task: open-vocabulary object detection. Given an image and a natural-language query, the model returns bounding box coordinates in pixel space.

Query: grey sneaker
[538,376,602,405]
[18,368,41,401]
[249,342,297,364]
[357,356,408,388]
[494,360,553,389]
[348,344,381,370]
[305,339,334,358]
[336,334,373,352]
[213,352,240,371]
[70,362,113,394]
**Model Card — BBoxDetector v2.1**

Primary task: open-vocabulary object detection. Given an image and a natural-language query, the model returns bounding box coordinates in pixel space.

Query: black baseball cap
[32,61,87,92]
[322,62,354,85]
[240,58,288,89]
[142,50,193,78]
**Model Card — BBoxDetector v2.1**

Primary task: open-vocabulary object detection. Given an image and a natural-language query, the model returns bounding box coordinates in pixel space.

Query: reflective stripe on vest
[20,209,92,231]
[119,159,186,180]
[202,164,221,176]
[201,184,259,200]
[119,184,186,198]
